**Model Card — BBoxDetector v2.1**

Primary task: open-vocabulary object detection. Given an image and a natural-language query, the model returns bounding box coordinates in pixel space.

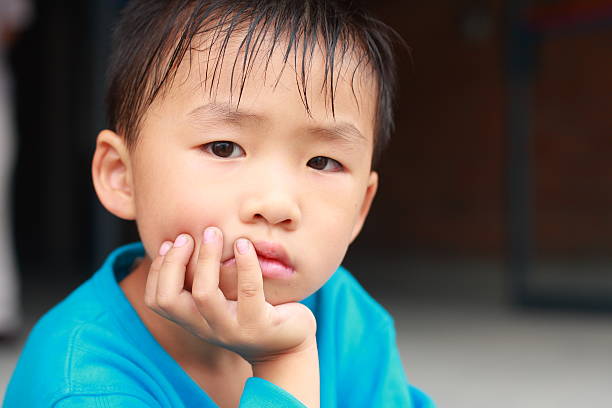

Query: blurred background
[2,0,612,406]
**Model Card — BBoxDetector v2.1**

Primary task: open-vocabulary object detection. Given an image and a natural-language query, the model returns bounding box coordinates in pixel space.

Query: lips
[251,241,294,270]
[221,240,295,277]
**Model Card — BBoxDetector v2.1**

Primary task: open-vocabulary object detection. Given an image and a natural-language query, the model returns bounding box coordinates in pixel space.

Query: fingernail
[174,234,189,248]
[204,227,217,243]
[236,238,250,254]
[159,241,172,256]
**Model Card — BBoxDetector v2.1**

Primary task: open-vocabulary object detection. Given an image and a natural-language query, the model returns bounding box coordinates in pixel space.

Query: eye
[202,141,245,158]
[307,156,343,172]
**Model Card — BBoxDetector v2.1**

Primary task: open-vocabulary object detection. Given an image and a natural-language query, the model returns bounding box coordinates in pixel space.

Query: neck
[119,256,245,370]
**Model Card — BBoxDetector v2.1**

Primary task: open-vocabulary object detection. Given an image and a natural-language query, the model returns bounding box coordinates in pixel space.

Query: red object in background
[527,0,612,31]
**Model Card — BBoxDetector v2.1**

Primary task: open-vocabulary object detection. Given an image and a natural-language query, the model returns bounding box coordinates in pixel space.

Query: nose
[239,189,302,230]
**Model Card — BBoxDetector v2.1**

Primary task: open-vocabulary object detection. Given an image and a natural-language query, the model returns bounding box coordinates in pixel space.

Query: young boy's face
[98,36,378,306]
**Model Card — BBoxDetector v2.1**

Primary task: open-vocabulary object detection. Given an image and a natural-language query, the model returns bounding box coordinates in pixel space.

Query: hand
[143,227,317,364]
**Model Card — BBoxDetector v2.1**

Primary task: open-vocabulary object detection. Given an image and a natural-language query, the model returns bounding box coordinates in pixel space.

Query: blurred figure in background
[0,0,32,340]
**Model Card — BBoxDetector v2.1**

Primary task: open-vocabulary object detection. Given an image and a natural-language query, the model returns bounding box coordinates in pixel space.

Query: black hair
[106,0,404,167]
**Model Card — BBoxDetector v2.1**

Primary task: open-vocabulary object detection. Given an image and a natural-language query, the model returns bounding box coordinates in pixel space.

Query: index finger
[234,238,266,324]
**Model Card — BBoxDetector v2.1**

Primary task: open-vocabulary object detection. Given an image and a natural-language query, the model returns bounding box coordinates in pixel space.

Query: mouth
[221,241,295,279]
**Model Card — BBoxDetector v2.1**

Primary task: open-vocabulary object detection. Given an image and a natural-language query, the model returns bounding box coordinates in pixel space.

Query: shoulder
[305,265,397,365]
[4,280,150,405]
[307,266,423,405]
[310,265,394,330]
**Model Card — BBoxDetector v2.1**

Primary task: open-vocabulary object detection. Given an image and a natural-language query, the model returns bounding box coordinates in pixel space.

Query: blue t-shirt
[4,243,434,407]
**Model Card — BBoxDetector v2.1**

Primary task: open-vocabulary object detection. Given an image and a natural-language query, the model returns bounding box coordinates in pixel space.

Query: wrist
[252,339,317,371]
[251,337,319,408]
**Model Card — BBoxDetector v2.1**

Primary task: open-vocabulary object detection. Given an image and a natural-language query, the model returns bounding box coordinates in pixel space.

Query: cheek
[312,215,352,266]
[297,196,358,291]
[134,177,231,265]
[311,188,362,241]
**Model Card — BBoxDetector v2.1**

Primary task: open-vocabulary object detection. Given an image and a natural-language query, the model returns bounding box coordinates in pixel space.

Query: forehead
[148,29,378,145]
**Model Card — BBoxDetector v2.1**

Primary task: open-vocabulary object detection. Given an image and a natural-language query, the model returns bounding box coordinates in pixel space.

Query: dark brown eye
[204,141,244,158]
[307,156,343,172]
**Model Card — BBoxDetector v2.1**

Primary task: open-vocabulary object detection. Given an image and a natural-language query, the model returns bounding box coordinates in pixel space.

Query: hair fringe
[106,0,408,168]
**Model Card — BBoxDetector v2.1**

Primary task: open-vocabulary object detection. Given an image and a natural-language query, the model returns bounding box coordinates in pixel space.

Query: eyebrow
[308,123,368,148]
[186,102,263,126]
[187,102,367,147]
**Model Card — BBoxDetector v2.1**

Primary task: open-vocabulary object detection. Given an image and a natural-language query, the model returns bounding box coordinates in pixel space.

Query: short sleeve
[53,394,160,408]
[239,377,307,408]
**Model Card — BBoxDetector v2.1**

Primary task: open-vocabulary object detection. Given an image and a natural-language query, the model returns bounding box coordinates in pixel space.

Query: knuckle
[200,258,220,271]
[239,284,259,298]
[237,326,261,345]
[150,257,163,271]
[144,299,164,317]
[192,289,213,305]
[156,293,176,311]
[162,257,184,268]
[144,293,155,309]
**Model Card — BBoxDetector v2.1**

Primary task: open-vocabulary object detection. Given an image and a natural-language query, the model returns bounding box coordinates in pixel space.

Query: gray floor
[2,259,612,407]
[394,301,612,407]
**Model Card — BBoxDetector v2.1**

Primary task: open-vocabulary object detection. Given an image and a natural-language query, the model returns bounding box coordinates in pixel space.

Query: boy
[4,0,434,407]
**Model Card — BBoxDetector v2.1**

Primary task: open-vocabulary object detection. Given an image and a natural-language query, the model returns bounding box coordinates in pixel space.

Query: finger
[156,234,194,313]
[192,227,229,328]
[234,238,266,324]
[144,241,172,309]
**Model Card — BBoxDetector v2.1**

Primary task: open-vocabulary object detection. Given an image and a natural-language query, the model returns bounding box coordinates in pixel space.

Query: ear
[349,171,378,243]
[91,129,136,220]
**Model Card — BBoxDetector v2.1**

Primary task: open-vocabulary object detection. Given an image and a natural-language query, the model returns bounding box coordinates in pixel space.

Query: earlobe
[91,129,136,220]
[349,171,378,243]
